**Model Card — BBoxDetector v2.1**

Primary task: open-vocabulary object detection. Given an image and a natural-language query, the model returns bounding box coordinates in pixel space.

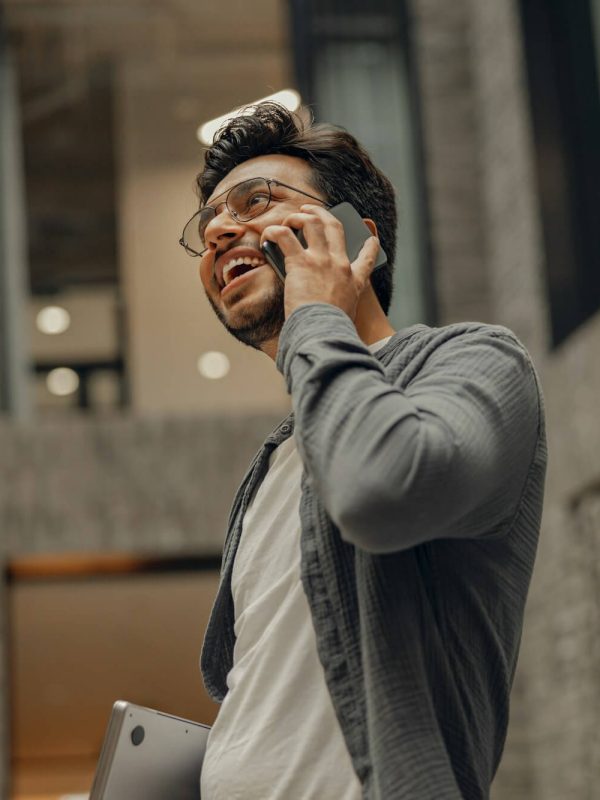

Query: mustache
[215,237,262,260]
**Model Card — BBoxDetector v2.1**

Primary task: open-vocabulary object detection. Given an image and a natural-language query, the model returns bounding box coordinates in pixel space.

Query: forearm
[276,304,541,553]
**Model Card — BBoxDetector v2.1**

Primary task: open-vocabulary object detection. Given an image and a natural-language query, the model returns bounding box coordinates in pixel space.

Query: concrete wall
[411,0,492,327]
[0,412,281,797]
[413,0,600,797]
[470,2,600,796]
[0,414,281,558]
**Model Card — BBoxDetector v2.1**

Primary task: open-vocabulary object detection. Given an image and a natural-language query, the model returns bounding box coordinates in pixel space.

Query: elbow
[326,421,458,553]
[330,479,432,554]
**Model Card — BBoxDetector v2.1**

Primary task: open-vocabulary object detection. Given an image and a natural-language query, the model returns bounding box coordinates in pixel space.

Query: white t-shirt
[201,337,391,800]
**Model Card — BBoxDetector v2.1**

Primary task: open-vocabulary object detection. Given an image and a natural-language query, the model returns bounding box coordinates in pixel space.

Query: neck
[354,284,396,346]
[262,287,395,361]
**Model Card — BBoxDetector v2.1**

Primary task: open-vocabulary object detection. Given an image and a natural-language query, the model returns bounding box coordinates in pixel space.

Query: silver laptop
[89,701,210,799]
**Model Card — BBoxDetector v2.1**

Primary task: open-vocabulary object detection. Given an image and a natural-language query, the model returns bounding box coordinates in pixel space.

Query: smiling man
[182,103,547,800]
[191,152,393,360]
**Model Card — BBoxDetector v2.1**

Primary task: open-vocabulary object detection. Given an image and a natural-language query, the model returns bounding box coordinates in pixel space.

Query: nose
[204,207,246,251]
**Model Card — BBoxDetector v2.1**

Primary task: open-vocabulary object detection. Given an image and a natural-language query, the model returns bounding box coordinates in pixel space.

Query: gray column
[410,0,491,326]
[0,45,32,420]
[313,34,429,330]
[0,37,30,800]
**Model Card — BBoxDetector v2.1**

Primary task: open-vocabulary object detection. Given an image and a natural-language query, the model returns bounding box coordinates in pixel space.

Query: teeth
[222,256,265,285]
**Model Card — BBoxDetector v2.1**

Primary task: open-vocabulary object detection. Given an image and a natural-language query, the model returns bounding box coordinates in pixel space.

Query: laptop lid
[90,701,210,799]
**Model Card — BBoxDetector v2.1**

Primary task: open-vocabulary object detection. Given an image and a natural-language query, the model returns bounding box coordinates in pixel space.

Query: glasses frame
[179,177,328,257]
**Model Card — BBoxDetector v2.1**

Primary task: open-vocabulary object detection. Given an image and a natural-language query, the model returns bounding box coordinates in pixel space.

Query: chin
[207,283,285,350]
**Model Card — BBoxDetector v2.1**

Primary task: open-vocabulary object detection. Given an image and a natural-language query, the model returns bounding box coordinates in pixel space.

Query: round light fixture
[197,351,230,380]
[36,305,71,335]
[46,367,79,396]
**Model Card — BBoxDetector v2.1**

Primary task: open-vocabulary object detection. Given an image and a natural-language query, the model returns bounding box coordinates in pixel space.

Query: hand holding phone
[261,202,387,282]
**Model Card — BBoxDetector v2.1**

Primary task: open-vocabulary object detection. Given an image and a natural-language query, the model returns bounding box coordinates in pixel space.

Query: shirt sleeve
[276,303,542,554]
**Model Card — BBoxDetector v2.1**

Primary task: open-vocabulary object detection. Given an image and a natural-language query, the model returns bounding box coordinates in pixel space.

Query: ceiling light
[36,305,71,335]
[197,89,302,145]
[197,351,230,380]
[46,367,79,397]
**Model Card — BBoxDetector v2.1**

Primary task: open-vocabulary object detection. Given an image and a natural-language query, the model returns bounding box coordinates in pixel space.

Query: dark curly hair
[196,102,397,313]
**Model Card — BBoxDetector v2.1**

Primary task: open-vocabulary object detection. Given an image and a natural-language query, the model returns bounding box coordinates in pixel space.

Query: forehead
[207,154,316,202]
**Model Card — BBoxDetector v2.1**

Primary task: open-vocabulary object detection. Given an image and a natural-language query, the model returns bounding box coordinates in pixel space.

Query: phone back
[262,201,387,281]
[90,701,210,800]
[331,202,387,269]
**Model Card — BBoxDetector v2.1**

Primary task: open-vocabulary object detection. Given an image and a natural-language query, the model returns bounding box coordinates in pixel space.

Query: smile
[222,256,266,287]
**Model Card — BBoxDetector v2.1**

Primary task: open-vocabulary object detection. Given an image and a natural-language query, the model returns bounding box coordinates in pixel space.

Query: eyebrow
[203,176,267,208]
[203,184,231,209]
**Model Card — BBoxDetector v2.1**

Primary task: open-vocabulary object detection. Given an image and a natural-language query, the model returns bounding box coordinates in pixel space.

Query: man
[180,102,546,799]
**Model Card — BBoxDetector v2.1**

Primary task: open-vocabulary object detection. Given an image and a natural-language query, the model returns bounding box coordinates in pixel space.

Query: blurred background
[0,0,599,798]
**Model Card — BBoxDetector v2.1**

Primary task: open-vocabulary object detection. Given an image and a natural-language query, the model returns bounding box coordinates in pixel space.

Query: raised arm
[276,304,542,553]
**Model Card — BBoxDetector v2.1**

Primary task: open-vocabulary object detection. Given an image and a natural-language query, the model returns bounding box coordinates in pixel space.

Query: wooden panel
[9,568,222,795]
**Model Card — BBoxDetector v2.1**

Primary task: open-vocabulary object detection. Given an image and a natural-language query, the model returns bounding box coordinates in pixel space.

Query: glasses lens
[182,178,271,255]
[228,178,270,221]
[183,208,215,255]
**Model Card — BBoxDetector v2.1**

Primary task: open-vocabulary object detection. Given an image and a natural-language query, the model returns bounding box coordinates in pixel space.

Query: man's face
[198,154,326,350]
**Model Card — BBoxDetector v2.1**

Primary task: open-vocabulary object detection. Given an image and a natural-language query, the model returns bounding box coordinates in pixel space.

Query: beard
[206,279,286,350]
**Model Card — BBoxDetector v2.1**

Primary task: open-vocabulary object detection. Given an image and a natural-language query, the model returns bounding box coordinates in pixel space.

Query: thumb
[352,236,380,282]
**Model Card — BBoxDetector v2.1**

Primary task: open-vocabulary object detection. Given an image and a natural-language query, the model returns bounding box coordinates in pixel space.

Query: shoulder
[381,322,538,386]
[384,321,529,356]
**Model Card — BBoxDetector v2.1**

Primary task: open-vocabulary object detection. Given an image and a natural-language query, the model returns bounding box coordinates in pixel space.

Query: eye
[238,191,270,217]
[246,191,269,206]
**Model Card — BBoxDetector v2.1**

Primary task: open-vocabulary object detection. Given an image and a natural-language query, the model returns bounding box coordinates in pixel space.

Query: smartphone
[261,201,388,282]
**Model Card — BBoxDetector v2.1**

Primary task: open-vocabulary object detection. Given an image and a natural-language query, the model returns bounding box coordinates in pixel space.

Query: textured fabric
[200,435,361,799]
[201,304,547,800]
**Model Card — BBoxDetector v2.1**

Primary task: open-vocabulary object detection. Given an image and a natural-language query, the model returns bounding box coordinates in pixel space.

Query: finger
[281,211,328,251]
[300,204,349,260]
[351,236,380,282]
[260,225,305,256]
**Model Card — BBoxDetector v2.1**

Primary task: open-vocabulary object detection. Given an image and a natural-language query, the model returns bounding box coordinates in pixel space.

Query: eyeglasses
[179,177,327,257]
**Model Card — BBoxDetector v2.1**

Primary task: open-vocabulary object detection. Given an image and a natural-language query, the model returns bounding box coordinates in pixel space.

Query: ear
[362,218,378,238]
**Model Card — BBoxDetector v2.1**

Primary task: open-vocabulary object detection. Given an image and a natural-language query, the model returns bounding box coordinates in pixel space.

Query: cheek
[199,256,215,290]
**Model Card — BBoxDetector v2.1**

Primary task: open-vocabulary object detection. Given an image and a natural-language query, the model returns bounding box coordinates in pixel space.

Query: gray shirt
[201,304,547,800]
